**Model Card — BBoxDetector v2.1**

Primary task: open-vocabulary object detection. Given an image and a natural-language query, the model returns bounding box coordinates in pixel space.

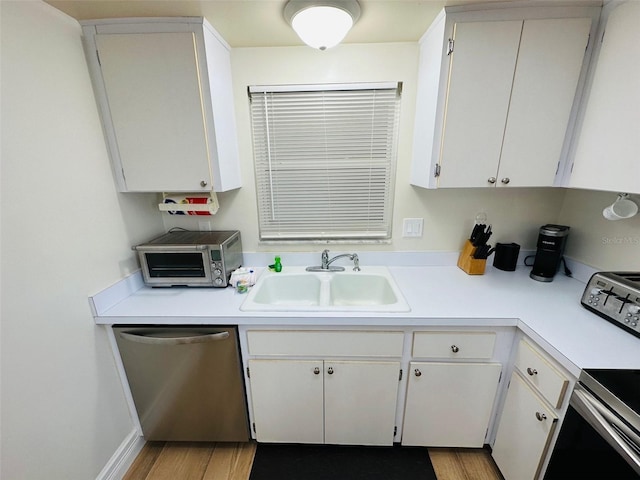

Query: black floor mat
[248,443,437,480]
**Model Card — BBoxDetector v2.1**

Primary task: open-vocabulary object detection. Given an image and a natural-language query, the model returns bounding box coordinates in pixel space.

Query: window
[249,82,401,241]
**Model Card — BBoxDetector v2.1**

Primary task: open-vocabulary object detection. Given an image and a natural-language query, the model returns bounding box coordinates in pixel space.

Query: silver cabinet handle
[119,330,229,346]
[313,367,320,375]
[536,412,547,421]
[414,369,422,377]
[327,367,334,375]
[488,177,497,184]
[501,177,510,184]
[527,367,538,376]
[451,345,459,353]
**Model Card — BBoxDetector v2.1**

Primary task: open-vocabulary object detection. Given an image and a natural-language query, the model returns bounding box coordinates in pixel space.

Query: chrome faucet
[307,249,360,272]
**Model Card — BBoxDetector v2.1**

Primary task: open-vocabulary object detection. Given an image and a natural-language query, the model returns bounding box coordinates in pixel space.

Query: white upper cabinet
[410,5,600,189]
[568,1,640,194]
[81,18,241,193]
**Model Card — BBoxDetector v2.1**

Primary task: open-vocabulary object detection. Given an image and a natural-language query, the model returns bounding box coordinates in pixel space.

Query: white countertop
[91,264,640,375]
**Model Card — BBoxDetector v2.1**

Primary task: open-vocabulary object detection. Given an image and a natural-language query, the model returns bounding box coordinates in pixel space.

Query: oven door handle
[119,331,230,346]
[571,386,640,473]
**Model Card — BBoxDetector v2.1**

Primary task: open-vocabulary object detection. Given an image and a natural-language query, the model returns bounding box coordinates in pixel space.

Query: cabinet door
[569,2,640,193]
[402,362,501,447]
[324,361,400,446]
[498,18,591,187]
[248,359,324,443]
[492,372,558,480]
[96,32,211,192]
[438,20,522,188]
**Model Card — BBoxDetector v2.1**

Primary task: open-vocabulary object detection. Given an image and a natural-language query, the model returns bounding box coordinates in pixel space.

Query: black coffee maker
[530,224,570,282]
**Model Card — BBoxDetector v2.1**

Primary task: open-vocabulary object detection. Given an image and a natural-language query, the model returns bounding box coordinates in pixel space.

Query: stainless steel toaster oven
[133,230,242,287]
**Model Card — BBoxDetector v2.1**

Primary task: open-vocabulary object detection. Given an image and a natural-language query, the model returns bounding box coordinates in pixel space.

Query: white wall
[0,2,163,478]
[162,43,639,271]
[559,189,640,270]
[164,43,568,254]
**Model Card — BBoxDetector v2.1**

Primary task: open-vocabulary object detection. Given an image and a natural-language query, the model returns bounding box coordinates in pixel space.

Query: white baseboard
[96,429,145,480]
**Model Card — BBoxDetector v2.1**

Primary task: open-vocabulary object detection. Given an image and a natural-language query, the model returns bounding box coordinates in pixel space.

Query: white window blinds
[249,82,401,240]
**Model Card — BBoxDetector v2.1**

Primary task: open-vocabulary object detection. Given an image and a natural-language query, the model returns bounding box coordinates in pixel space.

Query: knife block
[457,240,486,275]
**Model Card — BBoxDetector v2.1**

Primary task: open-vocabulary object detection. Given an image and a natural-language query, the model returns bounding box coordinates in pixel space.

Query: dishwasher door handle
[119,330,230,346]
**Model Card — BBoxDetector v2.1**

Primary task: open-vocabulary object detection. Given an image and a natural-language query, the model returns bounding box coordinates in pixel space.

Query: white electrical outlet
[403,218,424,238]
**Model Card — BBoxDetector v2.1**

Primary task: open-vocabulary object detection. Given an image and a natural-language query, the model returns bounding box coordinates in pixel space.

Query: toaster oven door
[140,250,213,286]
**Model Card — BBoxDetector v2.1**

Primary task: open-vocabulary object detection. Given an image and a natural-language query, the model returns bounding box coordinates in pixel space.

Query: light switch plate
[403,218,423,238]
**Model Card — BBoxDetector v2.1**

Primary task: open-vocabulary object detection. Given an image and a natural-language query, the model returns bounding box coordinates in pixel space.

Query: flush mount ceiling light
[284,0,361,51]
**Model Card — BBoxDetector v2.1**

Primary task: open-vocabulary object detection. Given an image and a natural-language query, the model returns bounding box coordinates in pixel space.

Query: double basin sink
[239,266,411,313]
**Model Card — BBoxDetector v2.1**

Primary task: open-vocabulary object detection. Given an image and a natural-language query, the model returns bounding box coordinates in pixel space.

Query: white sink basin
[239,266,411,313]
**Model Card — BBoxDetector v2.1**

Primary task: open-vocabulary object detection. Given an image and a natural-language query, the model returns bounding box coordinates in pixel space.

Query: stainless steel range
[544,272,640,478]
[581,272,640,338]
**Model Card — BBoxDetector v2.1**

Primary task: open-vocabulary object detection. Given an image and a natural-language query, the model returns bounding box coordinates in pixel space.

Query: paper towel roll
[160,192,219,215]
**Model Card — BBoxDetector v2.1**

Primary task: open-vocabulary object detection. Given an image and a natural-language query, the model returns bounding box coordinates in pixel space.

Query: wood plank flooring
[123,442,503,480]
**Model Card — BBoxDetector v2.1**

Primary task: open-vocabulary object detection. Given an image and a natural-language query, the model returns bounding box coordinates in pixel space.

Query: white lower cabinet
[402,362,502,447]
[248,359,324,444]
[324,360,401,445]
[492,337,571,480]
[492,371,558,480]
[248,358,401,446]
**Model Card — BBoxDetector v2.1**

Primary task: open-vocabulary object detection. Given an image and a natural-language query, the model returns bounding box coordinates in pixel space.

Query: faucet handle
[352,254,360,271]
[321,249,330,268]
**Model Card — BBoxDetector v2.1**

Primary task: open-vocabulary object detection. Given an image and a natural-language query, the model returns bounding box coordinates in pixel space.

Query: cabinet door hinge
[399,369,403,381]
[394,426,398,437]
[252,422,256,433]
[434,163,441,177]
[447,38,454,55]
[246,367,250,378]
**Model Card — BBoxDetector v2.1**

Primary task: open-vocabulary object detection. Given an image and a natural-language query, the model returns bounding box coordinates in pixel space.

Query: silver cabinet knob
[535,412,547,421]
[414,369,422,377]
[527,367,538,376]
[451,345,459,353]
[200,180,208,187]
[488,177,497,184]
[327,367,334,375]
[313,367,320,375]
[501,177,510,184]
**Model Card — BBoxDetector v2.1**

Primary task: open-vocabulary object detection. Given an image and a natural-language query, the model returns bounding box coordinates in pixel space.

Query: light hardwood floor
[123,442,504,480]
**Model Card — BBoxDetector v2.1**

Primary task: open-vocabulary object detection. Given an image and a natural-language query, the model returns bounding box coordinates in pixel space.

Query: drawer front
[247,330,404,357]
[412,331,496,359]
[514,339,569,408]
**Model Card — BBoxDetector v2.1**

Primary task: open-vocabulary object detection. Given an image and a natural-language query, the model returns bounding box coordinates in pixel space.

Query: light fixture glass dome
[285,1,361,51]
[292,6,353,50]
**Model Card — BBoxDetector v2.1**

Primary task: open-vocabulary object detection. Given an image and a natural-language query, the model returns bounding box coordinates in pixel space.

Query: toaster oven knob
[214,277,223,286]
[628,305,640,314]
[213,268,222,276]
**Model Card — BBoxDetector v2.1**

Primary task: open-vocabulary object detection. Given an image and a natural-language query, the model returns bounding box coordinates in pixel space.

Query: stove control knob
[628,305,640,314]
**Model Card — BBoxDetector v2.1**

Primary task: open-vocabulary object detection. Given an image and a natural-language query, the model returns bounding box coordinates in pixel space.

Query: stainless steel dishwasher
[113,325,250,442]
